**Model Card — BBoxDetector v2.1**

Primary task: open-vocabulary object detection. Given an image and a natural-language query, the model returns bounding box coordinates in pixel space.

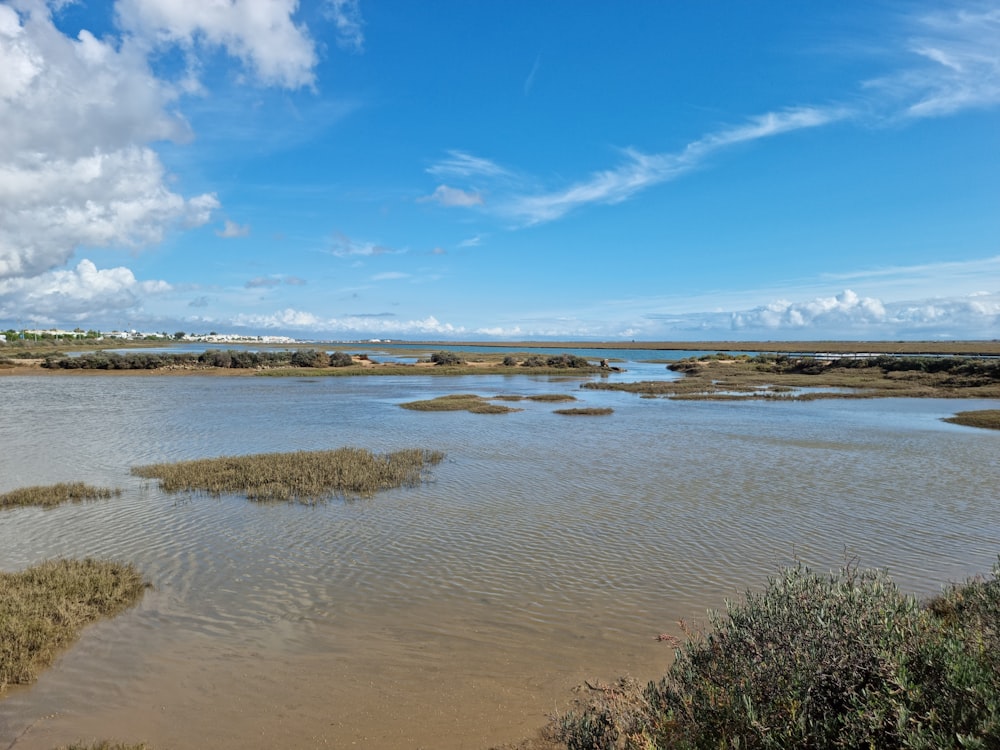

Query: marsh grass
[944,409,1000,430]
[0,483,121,509]
[0,559,148,692]
[132,448,444,502]
[399,394,521,414]
[56,743,149,750]
[553,407,614,416]
[554,561,1000,750]
[492,394,578,403]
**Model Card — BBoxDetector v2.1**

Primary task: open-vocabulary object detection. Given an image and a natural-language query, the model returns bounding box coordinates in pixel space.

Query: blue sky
[1,0,998,341]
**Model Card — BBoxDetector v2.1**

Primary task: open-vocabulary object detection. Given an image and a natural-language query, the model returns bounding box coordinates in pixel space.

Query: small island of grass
[553,407,614,416]
[0,482,121,510]
[132,447,444,502]
[399,394,521,414]
[943,409,1000,431]
[1,559,148,692]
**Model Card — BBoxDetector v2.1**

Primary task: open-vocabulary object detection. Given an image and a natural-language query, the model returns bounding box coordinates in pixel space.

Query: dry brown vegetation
[0,559,148,692]
[56,744,149,750]
[132,448,445,502]
[553,407,614,416]
[0,483,121,509]
[944,409,1000,430]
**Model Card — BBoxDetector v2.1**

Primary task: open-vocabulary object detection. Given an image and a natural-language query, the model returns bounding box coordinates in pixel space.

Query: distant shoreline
[403,340,1000,356]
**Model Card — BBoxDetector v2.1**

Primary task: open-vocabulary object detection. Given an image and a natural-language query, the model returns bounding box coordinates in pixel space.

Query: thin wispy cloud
[871,5,1000,118]
[426,150,511,179]
[504,107,846,225]
[524,54,541,95]
[327,0,365,53]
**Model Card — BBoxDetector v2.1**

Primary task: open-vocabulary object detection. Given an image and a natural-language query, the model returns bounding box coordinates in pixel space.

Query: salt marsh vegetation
[399,394,521,414]
[0,482,121,509]
[944,409,1000,430]
[0,559,148,691]
[132,448,445,502]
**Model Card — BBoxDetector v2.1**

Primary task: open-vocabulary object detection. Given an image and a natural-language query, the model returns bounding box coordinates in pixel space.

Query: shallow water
[1,364,998,748]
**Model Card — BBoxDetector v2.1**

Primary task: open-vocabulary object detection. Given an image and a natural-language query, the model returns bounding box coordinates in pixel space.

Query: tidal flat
[0,345,998,748]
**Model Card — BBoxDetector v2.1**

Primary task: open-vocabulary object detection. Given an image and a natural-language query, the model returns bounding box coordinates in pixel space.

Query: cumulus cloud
[420,184,484,207]
[115,0,318,89]
[0,3,217,281]
[230,309,463,335]
[728,289,1000,338]
[0,146,218,280]
[732,289,886,330]
[0,258,170,323]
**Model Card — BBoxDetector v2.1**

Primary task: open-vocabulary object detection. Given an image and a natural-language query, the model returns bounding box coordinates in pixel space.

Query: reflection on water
[1,366,998,748]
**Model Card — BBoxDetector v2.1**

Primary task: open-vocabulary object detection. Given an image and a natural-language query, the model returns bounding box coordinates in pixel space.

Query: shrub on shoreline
[554,562,1000,749]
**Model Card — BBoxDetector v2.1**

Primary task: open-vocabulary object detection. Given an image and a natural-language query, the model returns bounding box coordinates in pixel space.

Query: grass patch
[553,407,613,416]
[553,561,1000,749]
[0,483,121,510]
[0,559,148,692]
[56,744,149,750]
[399,394,521,414]
[944,409,1000,430]
[132,448,444,502]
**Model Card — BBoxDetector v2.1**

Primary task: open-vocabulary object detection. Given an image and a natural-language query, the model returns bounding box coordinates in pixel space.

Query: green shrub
[329,351,354,367]
[555,562,1000,749]
[430,350,465,366]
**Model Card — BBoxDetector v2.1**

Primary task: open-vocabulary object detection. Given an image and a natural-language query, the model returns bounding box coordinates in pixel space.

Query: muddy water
[1,371,998,748]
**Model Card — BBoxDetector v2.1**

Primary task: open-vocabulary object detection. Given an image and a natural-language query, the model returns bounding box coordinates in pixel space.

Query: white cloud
[217,219,250,238]
[870,5,1000,118]
[115,0,318,89]
[728,288,1000,338]
[327,0,364,53]
[229,309,463,335]
[0,4,217,281]
[731,289,887,330]
[0,146,218,280]
[0,258,170,322]
[505,107,846,225]
[420,184,484,207]
[372,271,409,281]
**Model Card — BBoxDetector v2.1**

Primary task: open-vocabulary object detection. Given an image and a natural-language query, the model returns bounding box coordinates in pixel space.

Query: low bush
[554,561,1000,749]
[430,350,465,366]
[329,351,354,367]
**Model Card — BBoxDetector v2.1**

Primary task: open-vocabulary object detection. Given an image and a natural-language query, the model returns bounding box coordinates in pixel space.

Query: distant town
[0,327,401,346]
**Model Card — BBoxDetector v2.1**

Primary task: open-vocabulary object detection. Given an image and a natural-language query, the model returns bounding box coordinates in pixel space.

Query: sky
[0,0,998,341]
